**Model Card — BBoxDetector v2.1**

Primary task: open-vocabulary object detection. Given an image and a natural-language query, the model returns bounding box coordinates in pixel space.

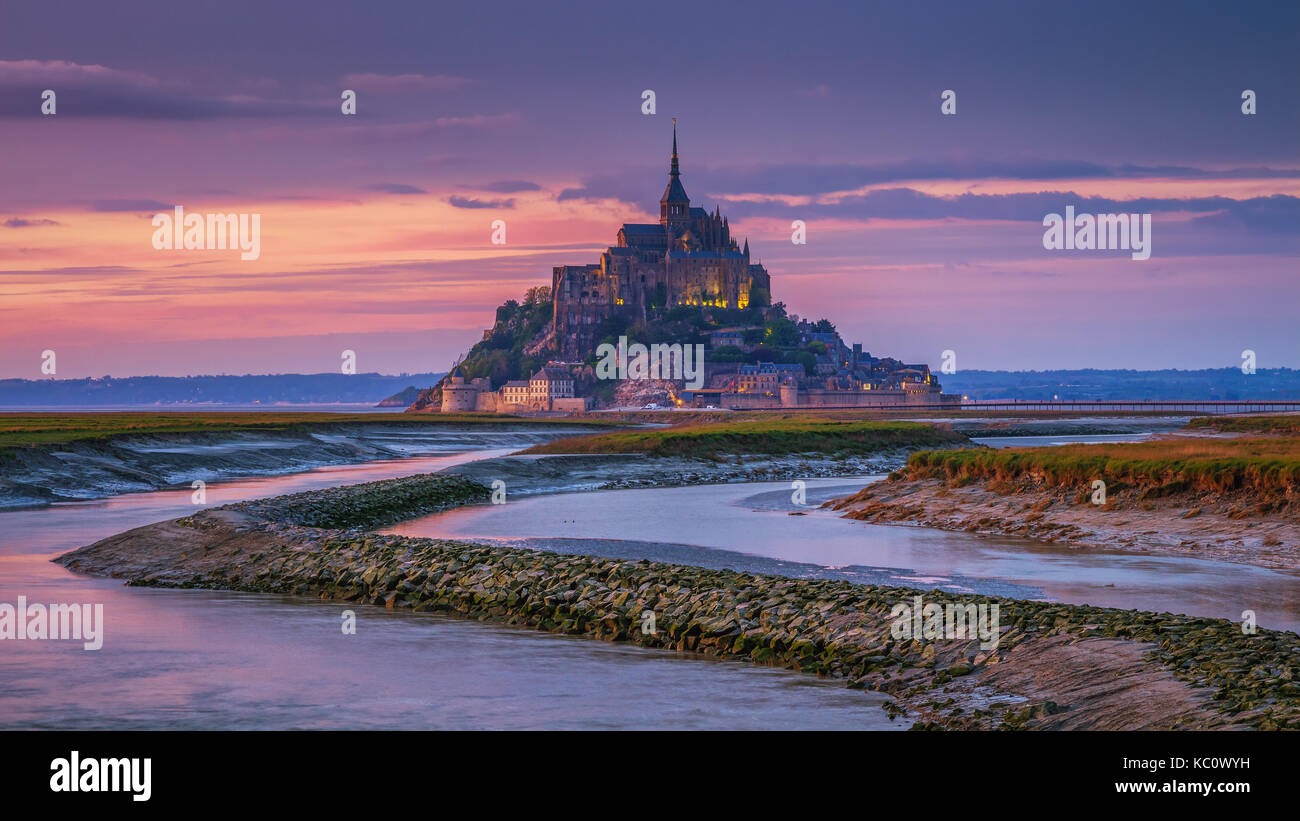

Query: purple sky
[0,0,1297,377]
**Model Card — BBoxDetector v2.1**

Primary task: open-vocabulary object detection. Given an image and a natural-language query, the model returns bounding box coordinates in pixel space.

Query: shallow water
[7,421,1293,730]
[386,477,1300,633]
[971,433,1153,448]
[0,440,901,730]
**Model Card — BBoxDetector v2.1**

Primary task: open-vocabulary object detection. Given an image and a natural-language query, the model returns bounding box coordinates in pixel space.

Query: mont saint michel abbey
[552,124,771,357]
[433,124,957,413]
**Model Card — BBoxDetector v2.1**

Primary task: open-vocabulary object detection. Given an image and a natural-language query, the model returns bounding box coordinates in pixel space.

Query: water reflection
[387,477,1300,633]
[0,441,903,730]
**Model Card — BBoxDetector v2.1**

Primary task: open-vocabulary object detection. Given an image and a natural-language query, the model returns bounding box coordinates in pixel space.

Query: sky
[0,0,1296,378]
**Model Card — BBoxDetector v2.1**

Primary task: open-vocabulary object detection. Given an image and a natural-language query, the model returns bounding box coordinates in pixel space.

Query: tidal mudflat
[0,417,598,509]
[27,414,1300,730]
[58,471,1300,730]
[829,423,1300,570]
[2,436,903,730]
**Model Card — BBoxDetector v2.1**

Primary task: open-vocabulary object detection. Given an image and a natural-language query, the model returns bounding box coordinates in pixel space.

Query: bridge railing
[935,400,1300,414]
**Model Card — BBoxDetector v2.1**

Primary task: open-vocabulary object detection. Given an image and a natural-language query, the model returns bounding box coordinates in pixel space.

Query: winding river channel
[3,424,1295,729]
[0,432,898,730]
[389,473,1299,633]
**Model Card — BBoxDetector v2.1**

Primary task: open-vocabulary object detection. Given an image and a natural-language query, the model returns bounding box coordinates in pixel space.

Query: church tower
[553,121,772,356]
[659,119,691,232]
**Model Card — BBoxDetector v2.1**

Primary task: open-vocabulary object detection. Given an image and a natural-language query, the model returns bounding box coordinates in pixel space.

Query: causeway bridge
[903,400,1300,414]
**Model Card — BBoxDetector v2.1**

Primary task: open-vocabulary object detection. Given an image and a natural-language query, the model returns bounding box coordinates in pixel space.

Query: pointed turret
[659,119,690,229]
[670,121,680,176]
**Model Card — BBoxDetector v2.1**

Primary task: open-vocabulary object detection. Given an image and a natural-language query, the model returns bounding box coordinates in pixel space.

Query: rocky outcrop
[405,381,445,413]
[613,378,678,408]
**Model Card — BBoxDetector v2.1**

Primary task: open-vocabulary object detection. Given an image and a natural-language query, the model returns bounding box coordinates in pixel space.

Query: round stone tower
[440,369,480,413]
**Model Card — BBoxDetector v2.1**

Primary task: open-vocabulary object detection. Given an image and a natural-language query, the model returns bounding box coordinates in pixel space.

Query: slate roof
[531,367,572,381]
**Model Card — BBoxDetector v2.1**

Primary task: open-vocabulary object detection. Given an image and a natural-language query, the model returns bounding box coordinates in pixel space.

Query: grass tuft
[524,418,968,458]
[1185,414,1300,435]
[906,436,1300,496]
[0,411,614,451]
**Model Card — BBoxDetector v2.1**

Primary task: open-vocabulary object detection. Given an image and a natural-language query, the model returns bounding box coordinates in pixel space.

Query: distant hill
[376,386,423,407]
[941,368,1300,401]
[0,372,445,407]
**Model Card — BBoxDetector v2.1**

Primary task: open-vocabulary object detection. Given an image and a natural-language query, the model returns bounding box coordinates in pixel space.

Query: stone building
[528,366,574,408]
[493,367,575,412]
[552,123,771,357]
[729,362,804,394]
[498,380,530,408]
[440,369,497,412]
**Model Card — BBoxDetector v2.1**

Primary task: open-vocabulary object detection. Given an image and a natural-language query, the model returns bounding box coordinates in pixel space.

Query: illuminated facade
[552,123,771,357]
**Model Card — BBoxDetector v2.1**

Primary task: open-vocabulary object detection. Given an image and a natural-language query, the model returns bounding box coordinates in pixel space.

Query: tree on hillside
[764,316,799,347]
[523,286,551,307]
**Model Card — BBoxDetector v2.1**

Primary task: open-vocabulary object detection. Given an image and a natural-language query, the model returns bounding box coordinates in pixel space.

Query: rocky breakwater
[57,474,1300,730]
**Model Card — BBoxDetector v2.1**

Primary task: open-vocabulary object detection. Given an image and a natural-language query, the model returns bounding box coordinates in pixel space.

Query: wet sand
[2,447,902,730]
[826,477,1300,572]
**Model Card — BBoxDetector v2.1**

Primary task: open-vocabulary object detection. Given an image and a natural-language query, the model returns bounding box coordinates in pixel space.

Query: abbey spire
[659,118,691,228]
[552,124,772,356]
[670,118,680,177]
